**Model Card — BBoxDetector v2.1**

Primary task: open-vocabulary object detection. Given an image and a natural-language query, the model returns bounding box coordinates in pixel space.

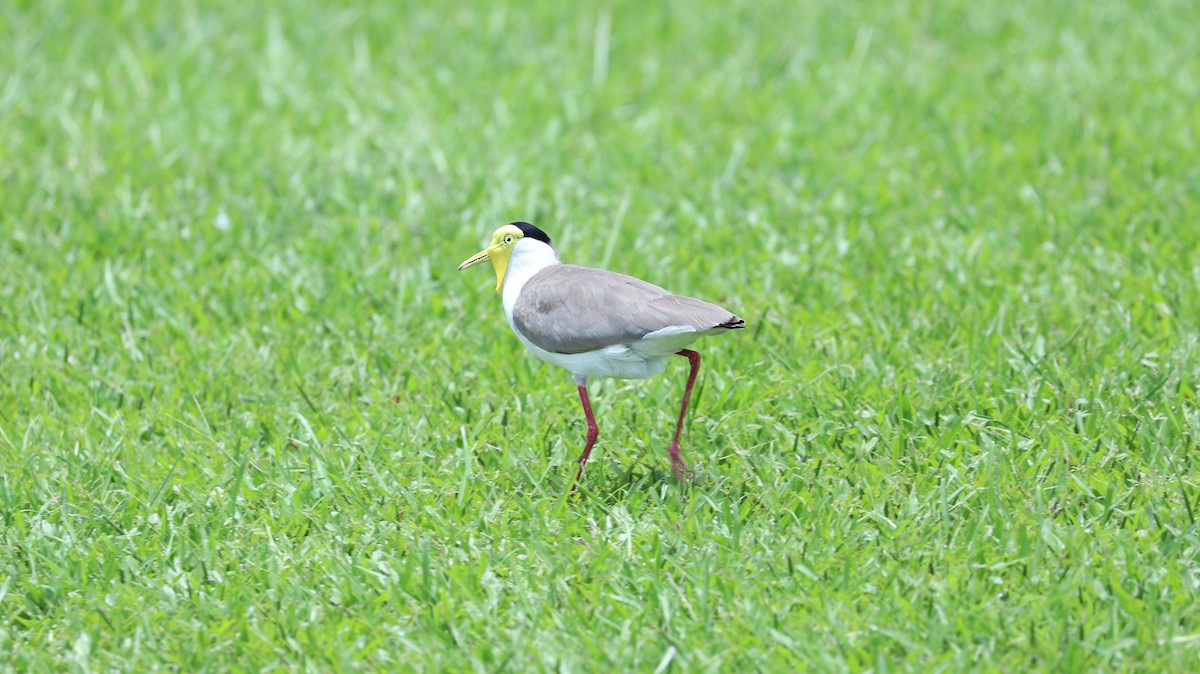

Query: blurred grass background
[2,0,1199,670]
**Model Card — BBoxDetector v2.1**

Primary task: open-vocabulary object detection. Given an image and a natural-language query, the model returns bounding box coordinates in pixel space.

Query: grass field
[3,0,1200,670]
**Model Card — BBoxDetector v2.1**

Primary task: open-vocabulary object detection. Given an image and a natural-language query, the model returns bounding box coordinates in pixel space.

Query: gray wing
[513,264,744,354]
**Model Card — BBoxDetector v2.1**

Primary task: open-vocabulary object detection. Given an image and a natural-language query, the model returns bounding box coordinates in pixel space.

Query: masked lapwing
[458,222,744,489]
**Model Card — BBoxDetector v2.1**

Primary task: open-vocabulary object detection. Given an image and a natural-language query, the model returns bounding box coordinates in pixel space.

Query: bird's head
[457,222,553,292]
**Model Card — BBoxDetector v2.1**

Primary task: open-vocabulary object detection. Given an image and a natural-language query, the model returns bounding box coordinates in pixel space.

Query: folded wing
[513,264,744,355]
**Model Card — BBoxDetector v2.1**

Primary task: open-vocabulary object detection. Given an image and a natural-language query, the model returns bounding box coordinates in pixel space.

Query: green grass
[2,0,1200,670]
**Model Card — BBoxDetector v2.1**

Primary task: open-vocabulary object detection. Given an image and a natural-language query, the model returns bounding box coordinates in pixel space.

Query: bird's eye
[504,235,514,244]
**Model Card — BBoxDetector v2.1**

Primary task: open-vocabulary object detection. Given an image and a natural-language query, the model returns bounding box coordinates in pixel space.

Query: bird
[457,221,744,489]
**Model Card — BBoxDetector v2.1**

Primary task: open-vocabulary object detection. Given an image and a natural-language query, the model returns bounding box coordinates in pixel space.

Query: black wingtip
[719,315,746,330]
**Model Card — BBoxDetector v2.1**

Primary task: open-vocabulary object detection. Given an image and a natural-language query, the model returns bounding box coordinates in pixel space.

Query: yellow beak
[457,244,509,293]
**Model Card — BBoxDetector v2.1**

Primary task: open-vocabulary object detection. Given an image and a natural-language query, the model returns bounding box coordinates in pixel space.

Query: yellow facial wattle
[457,224,525,293]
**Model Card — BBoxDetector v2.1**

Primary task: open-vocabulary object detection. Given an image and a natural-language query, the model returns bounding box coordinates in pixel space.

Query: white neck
[501,238,560,319]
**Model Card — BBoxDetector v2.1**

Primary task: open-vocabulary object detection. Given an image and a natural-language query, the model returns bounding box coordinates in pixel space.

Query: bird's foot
[570,466,585,495]
[668,446,692,483]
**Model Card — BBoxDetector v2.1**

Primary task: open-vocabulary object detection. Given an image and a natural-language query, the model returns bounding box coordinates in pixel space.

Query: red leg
[571,375,599,493]
[669,349,701,481]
